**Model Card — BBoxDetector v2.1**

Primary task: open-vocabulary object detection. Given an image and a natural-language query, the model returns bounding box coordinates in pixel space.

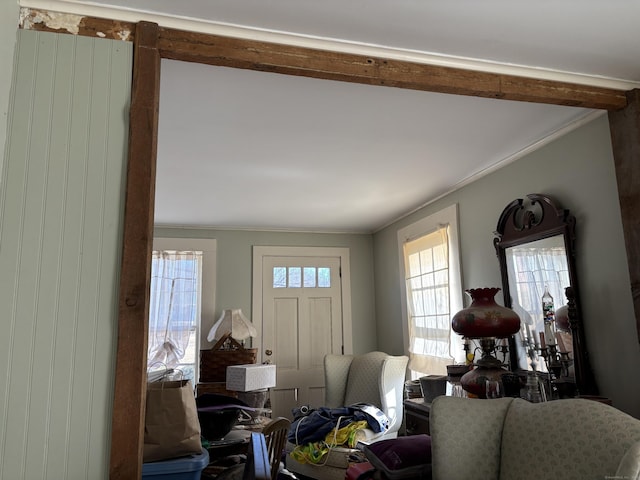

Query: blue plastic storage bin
[142,448,210,480]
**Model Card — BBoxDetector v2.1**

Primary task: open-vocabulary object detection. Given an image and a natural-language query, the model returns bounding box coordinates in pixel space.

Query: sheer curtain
[507,246,569,370]
[507,246,569,321]
[404,226,464,375]
[148,250,202,370]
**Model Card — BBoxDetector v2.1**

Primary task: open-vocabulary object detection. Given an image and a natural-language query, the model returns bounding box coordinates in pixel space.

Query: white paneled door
[252,247,352,420]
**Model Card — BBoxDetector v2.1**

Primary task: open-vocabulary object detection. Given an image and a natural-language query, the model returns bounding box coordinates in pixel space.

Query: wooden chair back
[262,417,292,480]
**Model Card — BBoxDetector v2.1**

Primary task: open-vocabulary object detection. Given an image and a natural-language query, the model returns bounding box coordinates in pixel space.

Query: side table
[403,398,431,435]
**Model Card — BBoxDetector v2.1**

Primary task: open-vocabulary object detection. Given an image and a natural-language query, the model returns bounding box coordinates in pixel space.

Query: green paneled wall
[0,30,131,480]
[0,0,19,174]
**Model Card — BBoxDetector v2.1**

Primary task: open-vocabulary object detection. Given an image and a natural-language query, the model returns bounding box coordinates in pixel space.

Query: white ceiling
[32,1,640,233]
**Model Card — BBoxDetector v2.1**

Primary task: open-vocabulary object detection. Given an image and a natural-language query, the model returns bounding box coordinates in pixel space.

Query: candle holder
[537,342,575,399]
[499,340,509,365]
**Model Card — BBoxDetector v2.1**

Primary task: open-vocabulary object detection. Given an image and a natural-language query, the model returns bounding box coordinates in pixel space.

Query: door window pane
[288,267,301,287]
[318,267,331,287]
[273,267,287,288]
[303,267,316,287]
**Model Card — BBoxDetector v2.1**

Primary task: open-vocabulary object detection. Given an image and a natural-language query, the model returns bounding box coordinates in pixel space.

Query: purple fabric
[197,404,254,412]
[365,434,431,473]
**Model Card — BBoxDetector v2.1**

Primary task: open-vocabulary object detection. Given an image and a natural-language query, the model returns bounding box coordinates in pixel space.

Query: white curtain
[507,246,569,322]
[507,246,569,369]
[404,225,463,375]
[148,250,202,369]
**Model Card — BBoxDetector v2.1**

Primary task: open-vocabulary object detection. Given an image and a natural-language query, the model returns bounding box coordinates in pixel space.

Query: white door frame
[252,246,353,362]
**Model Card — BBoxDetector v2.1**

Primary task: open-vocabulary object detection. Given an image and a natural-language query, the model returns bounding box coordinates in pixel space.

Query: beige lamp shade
[207,308,257,342]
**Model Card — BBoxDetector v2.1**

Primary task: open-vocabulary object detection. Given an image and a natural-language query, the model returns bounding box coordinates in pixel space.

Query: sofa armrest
[617,439,640,480]
[430,396,513,480]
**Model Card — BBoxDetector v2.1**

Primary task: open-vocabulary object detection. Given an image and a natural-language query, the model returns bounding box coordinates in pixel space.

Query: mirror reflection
[505,235,573,374]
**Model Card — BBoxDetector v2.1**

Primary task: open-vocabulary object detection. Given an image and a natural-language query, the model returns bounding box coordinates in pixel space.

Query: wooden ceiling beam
[157,27,627,110]
[20,10,628,110]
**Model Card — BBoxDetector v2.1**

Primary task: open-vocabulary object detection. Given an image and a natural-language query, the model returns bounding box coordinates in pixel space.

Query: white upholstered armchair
[286,351,409,480]
[323,351,409,440]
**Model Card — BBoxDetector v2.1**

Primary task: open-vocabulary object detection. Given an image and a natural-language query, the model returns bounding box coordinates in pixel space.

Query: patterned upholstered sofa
[430,396,640,480]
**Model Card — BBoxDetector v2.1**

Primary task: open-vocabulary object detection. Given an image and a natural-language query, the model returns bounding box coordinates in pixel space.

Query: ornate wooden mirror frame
[493,193,598,396]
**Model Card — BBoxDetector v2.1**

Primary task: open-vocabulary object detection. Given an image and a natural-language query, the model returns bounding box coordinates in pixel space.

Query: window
[273,266,331,288]
[148,238,217,387]
[398,205,464,377]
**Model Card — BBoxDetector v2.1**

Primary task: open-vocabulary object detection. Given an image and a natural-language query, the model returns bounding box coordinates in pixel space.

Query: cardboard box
[226,364,276,392]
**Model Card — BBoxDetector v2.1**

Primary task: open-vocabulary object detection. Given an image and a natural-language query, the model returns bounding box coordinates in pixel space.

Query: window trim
[397,204,464,374]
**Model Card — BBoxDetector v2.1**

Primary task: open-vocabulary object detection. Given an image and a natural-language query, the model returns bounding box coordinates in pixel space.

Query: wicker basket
[196,382,238,398]
[199,332,258,382]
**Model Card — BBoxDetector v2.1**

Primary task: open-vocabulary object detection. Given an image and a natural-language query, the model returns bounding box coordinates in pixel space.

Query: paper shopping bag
[143,379,202,462]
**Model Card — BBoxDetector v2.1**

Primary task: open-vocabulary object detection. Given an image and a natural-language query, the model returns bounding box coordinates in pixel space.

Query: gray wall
[0,30,131,479]
[154,227,377,353]
[373,113,640,417]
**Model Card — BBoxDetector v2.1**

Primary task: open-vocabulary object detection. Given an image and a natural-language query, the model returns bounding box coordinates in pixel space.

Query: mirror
[494,193,598,396]
[504,235,571,371]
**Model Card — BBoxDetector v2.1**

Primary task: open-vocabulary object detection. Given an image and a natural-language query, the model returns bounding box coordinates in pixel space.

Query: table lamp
[451,287,520,398]
[207,308,257,344]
